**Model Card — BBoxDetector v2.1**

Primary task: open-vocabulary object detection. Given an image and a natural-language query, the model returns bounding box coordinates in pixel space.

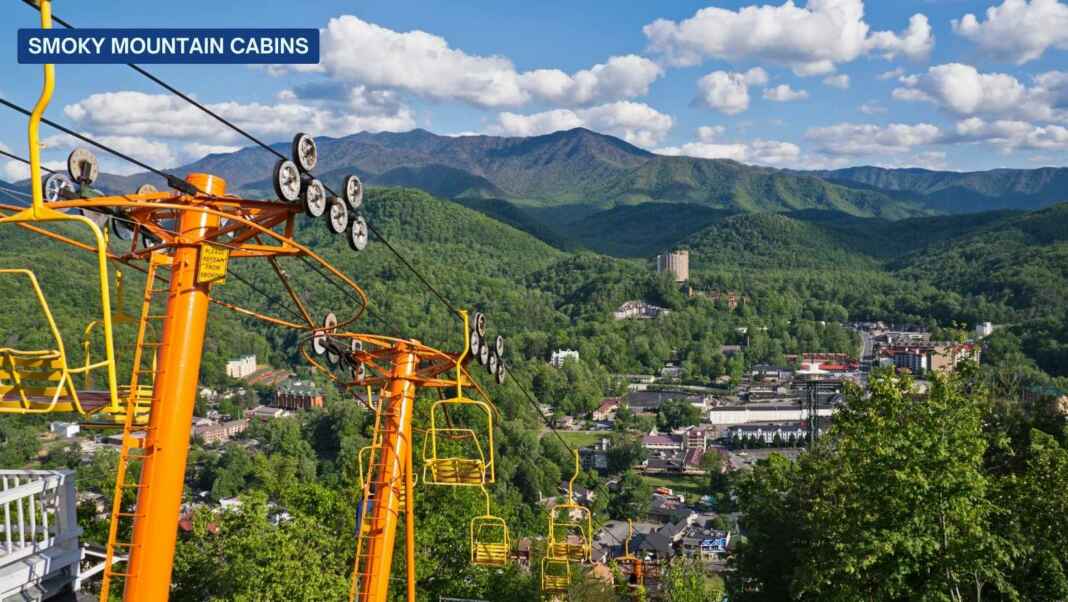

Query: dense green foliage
[728,369,1068,601]
[1,177,1067,601]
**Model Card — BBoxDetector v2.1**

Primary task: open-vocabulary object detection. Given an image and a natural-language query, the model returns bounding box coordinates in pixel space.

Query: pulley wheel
[111,216,135,241]
[44,173,74,202]
[312,330,327,355]
[496,362,507,385]
[78,208,110,230]
[303,179,327,218]
[136,183,158,195]
[327,197,349,235]
[343,174,364,210]
[473,312,487,338]
[292,133,318,172]
[495,335,505,357]
[348,215,369,251]
[478,340,490,366]
[488,350,499,376]
[273,159,302,203]
[67,148,99,185]
[470,329,481,357]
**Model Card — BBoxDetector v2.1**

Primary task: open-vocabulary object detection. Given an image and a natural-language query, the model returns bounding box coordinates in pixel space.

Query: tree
[656,398,702,430]
[607,434,646,474]
[0,419,41,466]
[608,470,652,520]
[663,559,723,602]
[795,373,1009,601]
[727,453,802,601]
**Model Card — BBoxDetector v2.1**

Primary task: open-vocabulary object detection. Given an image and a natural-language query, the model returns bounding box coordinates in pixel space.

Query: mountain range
[66,128,1063,223]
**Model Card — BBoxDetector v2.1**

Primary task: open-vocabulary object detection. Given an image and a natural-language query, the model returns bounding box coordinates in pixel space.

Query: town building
[727,420,829,445]
[641,433,683,452]
[592,398,621,421]
[613,300,670,320]
[549,349,579,368]
[656,250,689,283]
[678,426,709,451]
[49,421,79,438]
[689,288,746,311]
[192,419,249,445]
[225,354,257,379]
[679,525,731,561]
[879,342,981,374]
[248,405,290,420]
[708,403,836,426]
[579,438,611,472]
[975,322,994,339]
[274,380,325,410]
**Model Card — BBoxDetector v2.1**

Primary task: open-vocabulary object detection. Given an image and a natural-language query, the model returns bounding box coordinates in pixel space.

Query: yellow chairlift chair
[546,451,593,563]
[422,311,495,487]
[617,519,645,588]
[81,269,155,424]
[540,556,571,595]
[470,486,510,567]
[0,147,122,417]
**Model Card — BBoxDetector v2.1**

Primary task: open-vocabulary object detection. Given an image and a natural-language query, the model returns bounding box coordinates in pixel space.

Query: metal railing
[0,469,81,600]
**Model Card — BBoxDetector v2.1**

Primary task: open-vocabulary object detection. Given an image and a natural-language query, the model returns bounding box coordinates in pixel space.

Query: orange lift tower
[8,3,511,601]
[6,2,380,600]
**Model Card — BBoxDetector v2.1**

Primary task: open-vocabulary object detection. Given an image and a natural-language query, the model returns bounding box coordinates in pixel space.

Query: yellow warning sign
[197,243,229,285]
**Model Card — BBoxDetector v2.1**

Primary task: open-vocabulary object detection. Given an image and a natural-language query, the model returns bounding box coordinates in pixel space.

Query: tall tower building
[656,250,689,283]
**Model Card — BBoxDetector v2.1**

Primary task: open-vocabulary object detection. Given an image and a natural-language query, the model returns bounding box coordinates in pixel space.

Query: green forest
[0,185,1066,601]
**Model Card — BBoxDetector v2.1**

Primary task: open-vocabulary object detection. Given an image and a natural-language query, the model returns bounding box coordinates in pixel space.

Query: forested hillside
[813,165,1068,213]
[1,183,1066,600]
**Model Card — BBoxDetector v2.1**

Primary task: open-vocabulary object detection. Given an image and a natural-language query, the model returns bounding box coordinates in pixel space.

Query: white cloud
[2,161,28,182]
[41,133,179,174]
[805,122,942,156]
[879,67,906,80]
[893,63,1066,122]
[655,127,800,166]
[490,101,674,147]
[764,84,810,102]
[953,0,1068,64]
[305,16,662,108]
[64,91,416,147]
[643,0,933,75]
[518,55,663,105]
[823,74,851,89]
[697,126,727,142]
[183,143,242,158]
[694,68,768,114]
[492,110,584,138]
[858,101,887,115]
[865,14,934,60]
[950,117,1068,151]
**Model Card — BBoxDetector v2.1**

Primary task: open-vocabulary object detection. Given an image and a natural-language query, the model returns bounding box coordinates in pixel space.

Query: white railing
[0,469,81,600]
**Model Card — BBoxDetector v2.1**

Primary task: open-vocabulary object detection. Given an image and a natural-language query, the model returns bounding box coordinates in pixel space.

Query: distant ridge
[18,128,1068,219]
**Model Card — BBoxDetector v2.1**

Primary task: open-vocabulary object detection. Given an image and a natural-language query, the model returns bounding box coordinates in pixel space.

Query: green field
[554,431,607,448]
[640,473,707,501]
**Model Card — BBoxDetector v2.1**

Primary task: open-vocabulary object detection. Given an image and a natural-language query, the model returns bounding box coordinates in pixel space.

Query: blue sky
[3,0,1068,178]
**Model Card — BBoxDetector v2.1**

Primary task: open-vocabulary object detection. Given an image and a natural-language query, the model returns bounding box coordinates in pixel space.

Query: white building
[975,322,994,339]
[550,349,579,368]
[49,421,80,438]
[613,301,669,320]
[225,354,257,379]
[708,404,836,426]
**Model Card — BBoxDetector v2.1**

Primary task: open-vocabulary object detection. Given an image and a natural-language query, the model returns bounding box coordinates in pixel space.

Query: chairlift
[422,311,495,486]
[546,451,592,562]
[470,486,509,567]
[540,557,571,594]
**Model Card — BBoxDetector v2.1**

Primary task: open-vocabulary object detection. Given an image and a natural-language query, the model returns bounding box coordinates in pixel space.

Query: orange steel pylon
[14,3,502,600]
